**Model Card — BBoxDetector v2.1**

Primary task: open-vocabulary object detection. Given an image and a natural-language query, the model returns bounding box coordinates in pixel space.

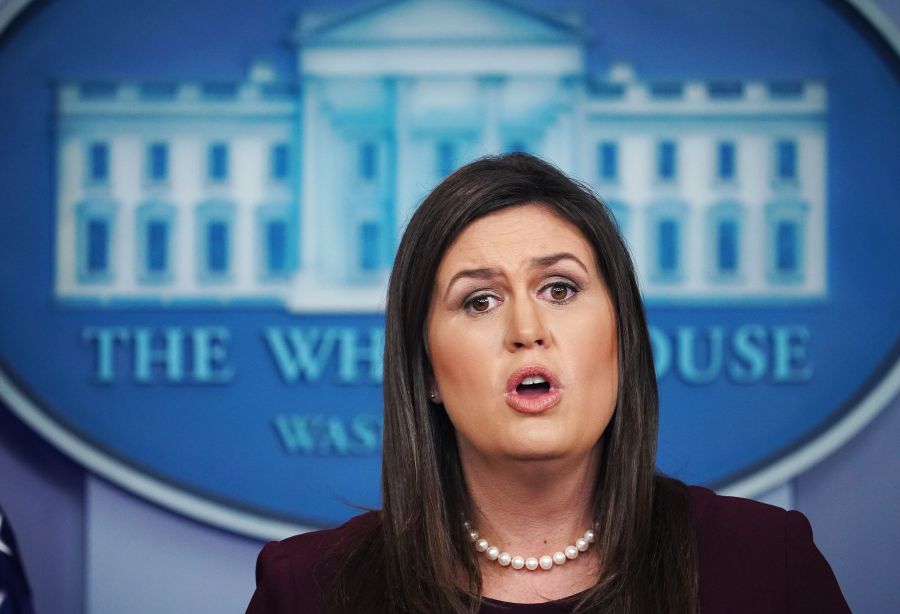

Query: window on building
[76,199,117,282]
[507,140,528,154]
[717,141,736,181]
[607,200,629,235]
[146,220,169,273]
[776,139,797,181]
[360,222,379,272]
[648,201,687,282]
[271,143,289,182]
[765,199,807,283]
[657,140,676,181]
[147,142,168,182]
[87,218,109,273]
[359,142,377,180]
[207,221,229,274]
[437,141,456,177]
[88,142,109,183]
[717,219,739,273]
[266,220,288,274]
[598,141,618,181]
[256,203,293,280]
[137,201,175,282]
[208,143,229,182]
[775,221,798,274]
[707,202,744,280]
[658,219,679,273]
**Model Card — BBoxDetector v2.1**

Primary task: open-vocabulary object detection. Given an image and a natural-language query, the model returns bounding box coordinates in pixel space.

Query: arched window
[436,140,456,178]
[359,220,380,273]
[256,202,294,280]
[506,140,529,154]
[75,199,118,283]
[706,201,745,280]
[359,141,378,181]
[137,200,175,283]
[765,199,808,283]
[647,200,688,283]
[196,199,235,281]
[270,142,290,183]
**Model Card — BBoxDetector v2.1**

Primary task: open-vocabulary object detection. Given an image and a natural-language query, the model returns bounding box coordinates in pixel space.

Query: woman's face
[426,204,618,466]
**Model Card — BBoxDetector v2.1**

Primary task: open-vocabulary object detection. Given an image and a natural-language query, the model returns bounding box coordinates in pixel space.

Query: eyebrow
[442,252,590,301]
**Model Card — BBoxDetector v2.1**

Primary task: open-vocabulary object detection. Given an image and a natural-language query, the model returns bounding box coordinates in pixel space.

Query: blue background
[1,1,899,612]
[2,0,899,526]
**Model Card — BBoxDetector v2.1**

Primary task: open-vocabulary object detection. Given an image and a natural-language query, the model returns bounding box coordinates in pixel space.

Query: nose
[504,296,551,351]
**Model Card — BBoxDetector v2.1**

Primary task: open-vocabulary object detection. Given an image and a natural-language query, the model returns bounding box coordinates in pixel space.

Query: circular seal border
[0,0,898,540]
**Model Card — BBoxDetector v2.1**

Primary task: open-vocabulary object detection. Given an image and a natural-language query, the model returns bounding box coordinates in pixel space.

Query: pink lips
[504,365,562,414]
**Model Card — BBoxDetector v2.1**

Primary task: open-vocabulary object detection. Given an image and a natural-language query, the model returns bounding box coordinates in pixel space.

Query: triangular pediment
[298,0,583,46]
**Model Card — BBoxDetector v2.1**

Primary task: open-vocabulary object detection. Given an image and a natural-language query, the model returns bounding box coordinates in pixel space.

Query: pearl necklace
[464,521,596,571]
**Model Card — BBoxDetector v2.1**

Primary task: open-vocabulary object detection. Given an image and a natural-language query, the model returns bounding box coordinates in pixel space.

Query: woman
[247,153,849,613]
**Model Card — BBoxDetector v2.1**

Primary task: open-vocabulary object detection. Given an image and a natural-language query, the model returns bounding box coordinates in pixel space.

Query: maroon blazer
[247,486,850,613]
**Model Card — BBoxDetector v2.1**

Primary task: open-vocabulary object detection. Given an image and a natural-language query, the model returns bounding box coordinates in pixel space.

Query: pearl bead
[465,520,595,572]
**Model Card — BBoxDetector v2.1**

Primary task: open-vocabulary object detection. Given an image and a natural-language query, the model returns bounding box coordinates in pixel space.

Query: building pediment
[297,0,584,77]
[296,0,583,47]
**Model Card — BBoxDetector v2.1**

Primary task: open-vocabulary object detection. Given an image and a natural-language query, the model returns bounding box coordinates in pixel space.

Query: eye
[464,293,500,315]
[540,281,579,304]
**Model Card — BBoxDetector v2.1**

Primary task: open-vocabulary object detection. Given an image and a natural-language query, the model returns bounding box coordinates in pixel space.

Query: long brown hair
[325,153,697,613]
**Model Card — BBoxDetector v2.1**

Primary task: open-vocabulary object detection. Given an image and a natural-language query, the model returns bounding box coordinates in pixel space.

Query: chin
[502,442,572,463]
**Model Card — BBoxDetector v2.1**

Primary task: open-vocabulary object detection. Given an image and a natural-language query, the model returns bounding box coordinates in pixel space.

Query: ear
[426,376,442,404]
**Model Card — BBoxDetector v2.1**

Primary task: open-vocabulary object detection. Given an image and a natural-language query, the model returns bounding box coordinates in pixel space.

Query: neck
[462,443,601,555]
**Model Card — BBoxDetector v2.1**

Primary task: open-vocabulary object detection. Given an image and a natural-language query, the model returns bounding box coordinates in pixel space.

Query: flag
[0,506,33,614]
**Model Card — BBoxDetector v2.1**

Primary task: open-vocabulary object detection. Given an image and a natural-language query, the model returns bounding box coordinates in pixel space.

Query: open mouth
[505,366,562,414]
[515,376,552,398]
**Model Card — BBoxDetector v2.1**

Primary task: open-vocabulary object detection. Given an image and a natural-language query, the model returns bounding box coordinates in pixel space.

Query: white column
[479,77,502,154]
[299,78,321,277]
[393,77,416,235]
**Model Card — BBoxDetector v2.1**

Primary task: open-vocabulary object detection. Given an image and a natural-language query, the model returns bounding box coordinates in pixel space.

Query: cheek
[428,321,496,402]
[568,310,619,408]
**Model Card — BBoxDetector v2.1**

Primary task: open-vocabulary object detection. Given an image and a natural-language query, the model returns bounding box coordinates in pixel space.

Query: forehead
[435,204,597,275]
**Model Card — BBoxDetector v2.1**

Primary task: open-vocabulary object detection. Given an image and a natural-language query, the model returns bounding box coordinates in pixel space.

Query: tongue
[516,383,550,398]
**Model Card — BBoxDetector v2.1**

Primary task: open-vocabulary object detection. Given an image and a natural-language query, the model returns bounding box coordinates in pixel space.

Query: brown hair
[325,153,697,613]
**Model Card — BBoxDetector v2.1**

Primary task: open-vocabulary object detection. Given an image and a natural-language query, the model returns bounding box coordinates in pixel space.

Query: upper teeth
[521,376,547,385]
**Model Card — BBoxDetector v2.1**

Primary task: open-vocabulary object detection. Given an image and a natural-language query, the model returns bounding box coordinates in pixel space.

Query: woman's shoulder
[687,485,849,613]
[689,484,792,532]
[266,509,381,561]
[246,510,381,614]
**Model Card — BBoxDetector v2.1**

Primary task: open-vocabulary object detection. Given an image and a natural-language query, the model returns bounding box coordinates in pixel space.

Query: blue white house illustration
[53,0,827,311]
